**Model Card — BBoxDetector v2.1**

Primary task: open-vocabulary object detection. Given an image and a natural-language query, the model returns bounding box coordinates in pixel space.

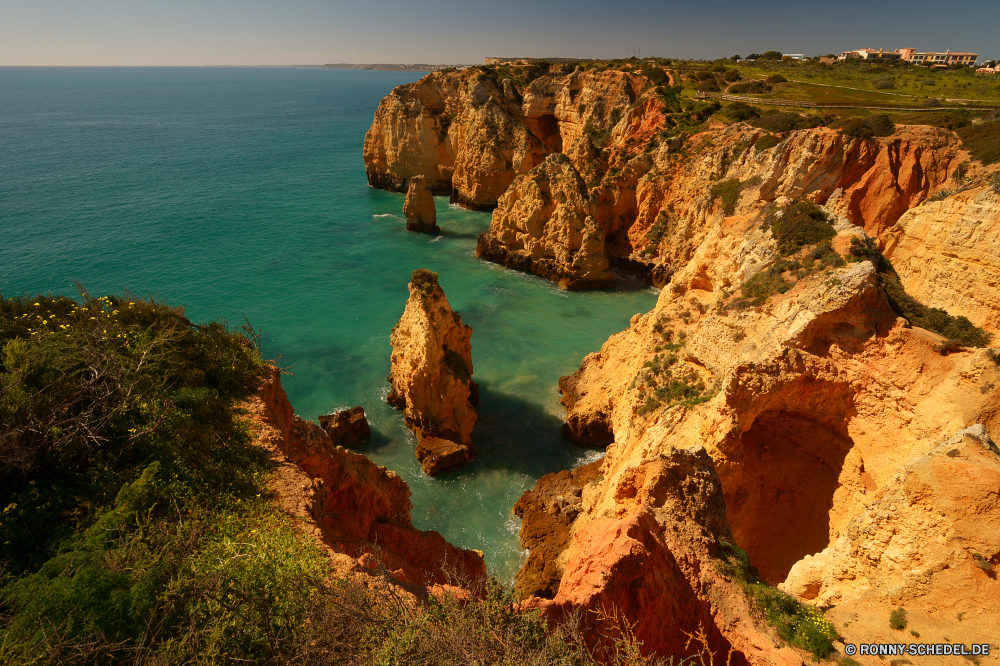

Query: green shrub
[892,110,970,130]
[890,607,908,630]
[836,114,895,139]
[697,80,721,93]
[728,80,771,95]
[724,69,742,82]
[765,74,787,84]
[720,101,761,122]
[956,121,1000,165]
[872,75,896,89]
[754,134,781,151]
[716,543,838,660]
[710,178,744,215]
[764,201,836,256]
[847,236,992,347]
[753,112,825,132]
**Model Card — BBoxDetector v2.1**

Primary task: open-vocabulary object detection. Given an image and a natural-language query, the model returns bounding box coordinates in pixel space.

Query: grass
[956,121,1000,165]
[716,542,838,660]
[632,319,714,416]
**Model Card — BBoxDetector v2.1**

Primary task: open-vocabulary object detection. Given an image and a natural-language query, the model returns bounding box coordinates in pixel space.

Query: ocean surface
[0,67,658,580]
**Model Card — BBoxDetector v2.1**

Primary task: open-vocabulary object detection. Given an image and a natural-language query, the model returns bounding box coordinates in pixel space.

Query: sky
[2,0,997,66]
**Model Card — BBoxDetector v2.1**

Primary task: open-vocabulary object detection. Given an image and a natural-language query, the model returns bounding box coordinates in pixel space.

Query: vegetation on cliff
[0,291,628,665]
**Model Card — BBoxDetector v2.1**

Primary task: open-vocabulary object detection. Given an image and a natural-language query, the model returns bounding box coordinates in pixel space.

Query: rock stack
[387,269,478,475]
[402,175,439,234]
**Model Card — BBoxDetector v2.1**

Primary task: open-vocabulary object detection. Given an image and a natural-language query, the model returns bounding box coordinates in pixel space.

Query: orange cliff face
[387,270,478,475]
[366,67,967,291]
[515,197,1000,664]
[245,366,486,588]
[880,180,1000,335]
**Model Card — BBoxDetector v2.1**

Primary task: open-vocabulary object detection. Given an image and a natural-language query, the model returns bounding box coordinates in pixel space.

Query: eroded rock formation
[388,269,477,475]
[476,153,615,290]
[247,366,485,587]
[367,66,970,290]
[880,180,1000,334]
[516,197,1000,663]
[319,406,371,446]
[402,174,439,233]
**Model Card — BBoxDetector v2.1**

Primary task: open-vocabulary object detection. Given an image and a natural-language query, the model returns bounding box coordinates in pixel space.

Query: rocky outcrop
[402,175,439,233]
[363,67,644,210]
[476,154,615,290]
[367,67,969,290]
[512,458,603,598]
[524,447,801,665]
[781,424,1000,611]
[388,270,477,475]
[247,366,486,587]
[518,198,1000,662]
[880,181,1000,334]
[319,406,371,446]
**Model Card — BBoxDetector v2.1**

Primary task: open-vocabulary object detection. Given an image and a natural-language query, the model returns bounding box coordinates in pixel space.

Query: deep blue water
[0,67,658,579]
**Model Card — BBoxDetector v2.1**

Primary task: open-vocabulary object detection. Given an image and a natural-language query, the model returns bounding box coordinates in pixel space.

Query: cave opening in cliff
[727,409,854,585]
[533,114,562,153]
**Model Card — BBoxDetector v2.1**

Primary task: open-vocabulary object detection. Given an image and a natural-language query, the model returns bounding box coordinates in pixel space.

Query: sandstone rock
[364,68,644,210]
[520,204,1000,662]
[402,175,439,233]
[476,153,615,290]
[318,406,371,446]
[880,181,1000,334]
[246,366,486,587]
[527,448,797,665]
[513,458,602,598]
[388,269,477,475]
[781,423,1000,615]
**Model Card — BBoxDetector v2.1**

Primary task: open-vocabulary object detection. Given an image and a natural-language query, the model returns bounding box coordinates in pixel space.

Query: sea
[0,66,658,580]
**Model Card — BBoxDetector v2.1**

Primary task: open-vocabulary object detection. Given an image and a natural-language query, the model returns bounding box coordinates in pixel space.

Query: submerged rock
[319,406,371,446]
[402,175,439,234]
[387,269,477,475]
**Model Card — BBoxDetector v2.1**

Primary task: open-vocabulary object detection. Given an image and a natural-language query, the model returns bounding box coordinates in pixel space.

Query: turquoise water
[0,67,657,579]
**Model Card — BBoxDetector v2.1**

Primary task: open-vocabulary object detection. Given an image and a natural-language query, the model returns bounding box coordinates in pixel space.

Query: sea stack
[387,269,477,475]
[402,175,440,234]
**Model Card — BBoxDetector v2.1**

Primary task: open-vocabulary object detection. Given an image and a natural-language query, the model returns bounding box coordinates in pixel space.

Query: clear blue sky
[2,0,996,66]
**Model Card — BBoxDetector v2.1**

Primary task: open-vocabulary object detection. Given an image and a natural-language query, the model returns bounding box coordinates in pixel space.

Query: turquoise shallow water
[1,67,657,579]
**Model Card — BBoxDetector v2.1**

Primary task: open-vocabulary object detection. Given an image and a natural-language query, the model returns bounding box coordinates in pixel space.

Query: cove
[0,66,658,580]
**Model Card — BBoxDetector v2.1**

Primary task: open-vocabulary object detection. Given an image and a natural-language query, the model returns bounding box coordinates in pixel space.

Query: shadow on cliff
[441,382,605,480]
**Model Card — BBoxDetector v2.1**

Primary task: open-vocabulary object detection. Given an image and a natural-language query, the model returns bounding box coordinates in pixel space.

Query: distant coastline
[323,63,468,72]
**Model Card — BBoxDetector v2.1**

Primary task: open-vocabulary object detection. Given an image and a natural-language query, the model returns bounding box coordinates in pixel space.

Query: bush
[761,51,783,61]
[754,134,781,151]
[956,121,1000,165]
[847,236,992,347]
[710,178,744,215]
[923,97,942,107]
[765,74,787,84]
[728,80,771,95]
[752,112,824,133]
[872,75,896,89]
[893,110,970,130]
[836,114,895,139]
[720,101,761,122]
[890,607,908,630]
[764,201,836,256]
[697,80,721,92]
[717,543,838,660]
[724,69,742,82]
